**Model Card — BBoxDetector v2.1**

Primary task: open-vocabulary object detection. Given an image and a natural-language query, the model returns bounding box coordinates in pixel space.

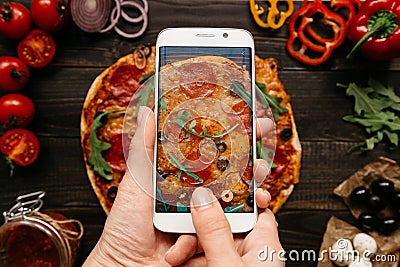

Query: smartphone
[153,28,256,233]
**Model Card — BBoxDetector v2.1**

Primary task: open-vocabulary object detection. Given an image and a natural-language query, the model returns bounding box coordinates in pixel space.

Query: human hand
[83,106,282,266]
[164,187,285,266]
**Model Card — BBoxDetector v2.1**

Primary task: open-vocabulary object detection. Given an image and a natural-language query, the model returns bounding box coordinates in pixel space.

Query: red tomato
[17,29,56,68]
[31,0,68,32]
[0,129,40,166]
[0,56,30,92]
[0,94,35,128]
[0,2,32,40]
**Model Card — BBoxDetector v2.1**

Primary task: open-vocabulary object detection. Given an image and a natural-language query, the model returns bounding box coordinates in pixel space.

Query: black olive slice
[246,192,254,207]
[157,168,168,179]
[280,128,292,141]
[217,156,229,171]
[158,131,166,143]
[215,140,227,153]
[107,186,118,201]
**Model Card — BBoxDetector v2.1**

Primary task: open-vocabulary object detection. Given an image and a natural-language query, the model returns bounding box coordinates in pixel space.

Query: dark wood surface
[1,1,400,266]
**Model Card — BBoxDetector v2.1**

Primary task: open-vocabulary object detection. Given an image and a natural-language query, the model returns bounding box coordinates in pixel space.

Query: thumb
[190,187,242,265]
[126,106,155,194]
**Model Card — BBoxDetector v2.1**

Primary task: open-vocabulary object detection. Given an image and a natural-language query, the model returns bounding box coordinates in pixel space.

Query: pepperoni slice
[177,62,216,98]
[109,64,144,102]
[102,134,127,173]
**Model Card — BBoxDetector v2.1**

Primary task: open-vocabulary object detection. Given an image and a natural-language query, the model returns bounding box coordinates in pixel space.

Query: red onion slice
[70,0,112,32]
[121,0,148,23]
[114,1,148,39]
[100,0,122,33]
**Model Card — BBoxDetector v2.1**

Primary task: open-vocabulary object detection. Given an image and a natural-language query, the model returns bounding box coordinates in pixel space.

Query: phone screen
[155,46,254,213]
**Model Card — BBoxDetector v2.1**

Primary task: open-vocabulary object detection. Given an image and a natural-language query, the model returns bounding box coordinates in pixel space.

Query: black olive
[379,217,398,235]
[390,191,400,208]
[350,186,370,204]
[217,157,229,171]
[394,207,400,219]
[358,212,380,231]
[280,128,292,141]
[371,178,395,198]
[246,192,254,207]
[368,194,387,211]
[107,186,118,201]
[157,168,168,179]
[215,140,227,153]
[158,131,166,143]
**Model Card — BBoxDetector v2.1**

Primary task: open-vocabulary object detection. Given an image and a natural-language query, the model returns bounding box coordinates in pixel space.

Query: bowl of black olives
[349,178,399,235]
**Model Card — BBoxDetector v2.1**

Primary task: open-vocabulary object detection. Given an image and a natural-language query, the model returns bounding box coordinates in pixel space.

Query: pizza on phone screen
[80,44,301,214]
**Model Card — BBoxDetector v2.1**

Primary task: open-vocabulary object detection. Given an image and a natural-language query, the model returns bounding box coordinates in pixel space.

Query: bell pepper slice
[286,2,335,66]
[347,0,400,61]
[297,2,346,53]
[250,0,294,29]
[303,0,352,47]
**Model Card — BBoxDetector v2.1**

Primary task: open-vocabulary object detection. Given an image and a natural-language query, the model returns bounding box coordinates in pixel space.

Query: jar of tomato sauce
[0,191,83,267]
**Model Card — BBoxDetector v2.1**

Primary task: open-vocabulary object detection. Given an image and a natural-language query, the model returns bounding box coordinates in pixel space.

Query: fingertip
[255,188,271,209]
[165,235,199,266]
[256,117,274,140]
[253,159,270,185]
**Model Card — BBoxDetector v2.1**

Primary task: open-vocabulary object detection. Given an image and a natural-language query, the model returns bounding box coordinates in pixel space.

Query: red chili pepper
[286,1,346,65]
[347,0,400,61]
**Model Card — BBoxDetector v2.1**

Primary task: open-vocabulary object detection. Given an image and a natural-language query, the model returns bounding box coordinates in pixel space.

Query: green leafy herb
[174,110,239,139]
[132,77,154,116]
[167,152,203,182]
[256,140,277,168]
[156,187,170,212]
[89,110,126,180]
[224,204,244,212]
[159,96,167,114]
[176,202,189,212]
[231,80,252,105]
[339,78,400,151]
[256,82,288,121]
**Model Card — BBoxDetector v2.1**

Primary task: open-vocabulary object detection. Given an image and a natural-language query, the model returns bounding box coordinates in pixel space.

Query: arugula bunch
[338,78,400,151]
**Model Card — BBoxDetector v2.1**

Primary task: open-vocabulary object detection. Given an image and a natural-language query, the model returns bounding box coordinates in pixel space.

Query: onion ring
[99,0,121,33]
[121,0,148,23]
[113,1,148,38]
[70,0,112,32]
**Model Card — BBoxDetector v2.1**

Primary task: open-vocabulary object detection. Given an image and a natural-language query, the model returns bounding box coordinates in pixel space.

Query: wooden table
[1,1,400,266]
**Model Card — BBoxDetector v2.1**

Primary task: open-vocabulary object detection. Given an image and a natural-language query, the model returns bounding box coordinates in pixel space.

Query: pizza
[80,44,301,215]
[155,56,254,212]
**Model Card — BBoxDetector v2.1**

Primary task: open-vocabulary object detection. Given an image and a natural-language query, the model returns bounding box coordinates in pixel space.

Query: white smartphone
[153,28,257,233]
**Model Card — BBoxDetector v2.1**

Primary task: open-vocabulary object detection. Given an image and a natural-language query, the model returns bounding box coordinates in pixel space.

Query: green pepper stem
[347,10,398,60]
[346,21,386,60]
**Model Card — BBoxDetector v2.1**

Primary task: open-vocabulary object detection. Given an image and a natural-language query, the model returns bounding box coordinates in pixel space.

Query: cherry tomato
[0,129,40,166]
[0,2,32,40]
[17,29,56,68]
[0,94,35,128]
[31,0,68,32]
[0,56,30,92]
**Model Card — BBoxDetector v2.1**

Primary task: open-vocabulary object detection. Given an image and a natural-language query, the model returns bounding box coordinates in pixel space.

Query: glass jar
[0,191,83,267]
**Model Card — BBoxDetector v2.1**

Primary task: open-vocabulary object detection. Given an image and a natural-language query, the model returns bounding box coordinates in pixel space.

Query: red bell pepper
[286,1,346,65]
[347,0,400,61]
